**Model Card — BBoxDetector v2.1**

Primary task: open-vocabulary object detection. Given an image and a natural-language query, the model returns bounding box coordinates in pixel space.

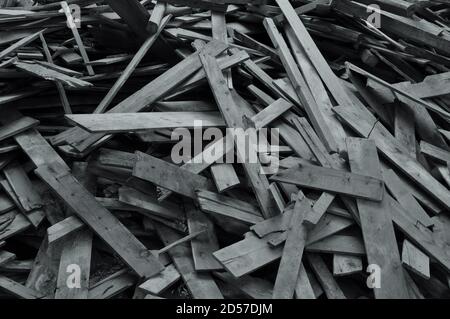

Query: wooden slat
[273,192,310,299]
[334,105,450,211]
[271,163,383,201]
[199,52,277,218]
[35,162,164,278]
[133,151,215,199]
[155,223,223,299]
[185,199,222,271]
[66,112,225,133]
[138,263,181,295]
[402,239,430,280]
[0,275,43,299]
[333,254,363,276]
[347,137,410,299]
[264,17,338,153]
[306,253,346,299]
[210,164,240,193]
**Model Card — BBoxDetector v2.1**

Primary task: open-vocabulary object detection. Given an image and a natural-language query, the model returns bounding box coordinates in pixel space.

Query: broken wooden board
[35,162,164,278]
[271,163,384,201]
[66,112,226,133]
[402,240,430,280]
[347,137,411,299]
[133,151,215,199]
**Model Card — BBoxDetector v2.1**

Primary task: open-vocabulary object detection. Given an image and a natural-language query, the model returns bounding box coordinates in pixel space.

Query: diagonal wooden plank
[35,162,164,279]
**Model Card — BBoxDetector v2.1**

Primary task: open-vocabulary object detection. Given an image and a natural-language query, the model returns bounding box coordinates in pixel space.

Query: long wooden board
[347,137,410,299]
[35,162,164,278]
[270,164,383,201]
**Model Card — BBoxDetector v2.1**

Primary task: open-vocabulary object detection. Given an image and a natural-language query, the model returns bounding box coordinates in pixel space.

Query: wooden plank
[420,141,450,164]
[346,62,450,120]
[271,163,383,201]
[88,271,136,299]
[104,0,151,38]
[273,192,310,299]
[0,116,39,143]
[284,24,347,153]
[4,162,44,227]
[199,52,278,218]
[306,235,366,256]
[35,162,164,278]
[54,162,93,299]
[60,1,94,75]
[66,112,225,133]
[210,164,240,193]
[275,0,358,109]
[211,10,232,88]
[0,29,43,61]
[138,263,181,295]
[119,186,184,221]
[93,15,172,113]
[334,105,450,211]
[196,190,264,225]
[14,61,93,88]
[54,40,228,153]
[395,104,416,158]
[185,199,222,271]
[263,17,338,153]
[155,223,223,299]
[306,253,346,299]
[133,151,215,199]
[402,240,430,280]
[347,137,410,299]
[0,250,15,266]
[214,272,273,299]
[247,98,293,130]
[333,254,363,276]
[294,263,316,299]
[382,169,434,228]
[54,229,92,299]
[213,214,353,277]
[47,216,84,244]
[0,275,43,299]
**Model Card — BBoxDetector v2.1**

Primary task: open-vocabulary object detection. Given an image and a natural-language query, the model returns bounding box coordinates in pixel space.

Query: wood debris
[0,0,450,300]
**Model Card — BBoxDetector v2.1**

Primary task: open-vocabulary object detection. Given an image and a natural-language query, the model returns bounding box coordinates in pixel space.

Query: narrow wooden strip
[210,164,240,193]
[66,112,225,133]
[35,162,164,278]
[133,151,215,199]
[306,253,346,299]
[94,15,172,113]
[333,254,363,276]
[402,240,430,280]
[138,263,181,295]
[0,116,39,143]
[199,52,277,218]
[185,199,222,271]
[60,1,94,75]
[155,223,223,299]
[0,275,43,299]
[347,137,410,299]
[273,192,310,299]
[271,163,383,201]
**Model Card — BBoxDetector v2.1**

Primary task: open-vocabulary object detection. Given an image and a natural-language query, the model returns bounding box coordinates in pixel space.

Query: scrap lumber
[271,163,384,201]
[35,162,164,278]
[66,112,226,133]
[347,137,410,299]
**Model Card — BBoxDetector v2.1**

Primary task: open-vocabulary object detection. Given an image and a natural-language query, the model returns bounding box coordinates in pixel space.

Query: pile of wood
[0,0,450,299]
